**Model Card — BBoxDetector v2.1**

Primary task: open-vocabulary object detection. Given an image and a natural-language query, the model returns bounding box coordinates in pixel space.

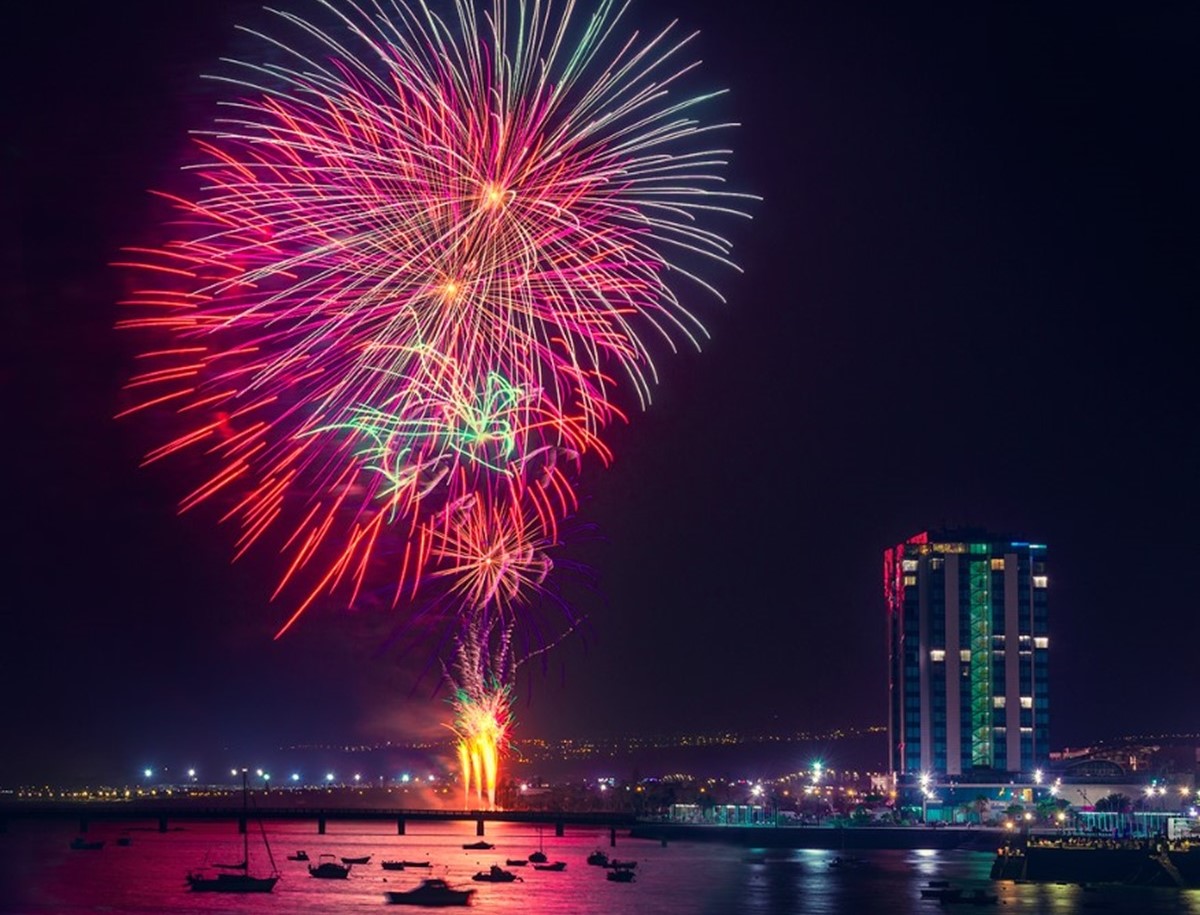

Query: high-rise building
[885,531,1049,779]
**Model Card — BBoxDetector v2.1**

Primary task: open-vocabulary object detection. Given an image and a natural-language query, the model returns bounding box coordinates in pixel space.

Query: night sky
[4,1,1198,783]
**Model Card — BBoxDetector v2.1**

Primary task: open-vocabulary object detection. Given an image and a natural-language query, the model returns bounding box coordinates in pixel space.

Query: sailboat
[186,769,280,893]
[528,827,547,864]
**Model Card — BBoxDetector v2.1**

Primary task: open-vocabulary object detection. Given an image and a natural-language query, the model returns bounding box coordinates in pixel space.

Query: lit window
[930,558,944,569]
[1033,575,1048,588]
[960,650,971,662]
[993,697,1006,708]
[930,650,946,662]
[903,575,917,586]
[902,559,918,572]
[1034,637,1049,649]
[1020,727,1033,734]
[991,558,1005,571]
[1020,696,1033,709]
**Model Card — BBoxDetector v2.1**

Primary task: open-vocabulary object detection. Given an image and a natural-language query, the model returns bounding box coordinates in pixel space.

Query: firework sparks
[445,621,516,809]
[119,0,749,631]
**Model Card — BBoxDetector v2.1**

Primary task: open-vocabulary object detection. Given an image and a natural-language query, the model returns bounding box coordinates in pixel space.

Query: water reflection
[1,821,1199,914]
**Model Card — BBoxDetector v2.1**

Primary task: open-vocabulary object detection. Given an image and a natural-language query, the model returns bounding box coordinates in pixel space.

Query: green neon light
[969,555,992,768]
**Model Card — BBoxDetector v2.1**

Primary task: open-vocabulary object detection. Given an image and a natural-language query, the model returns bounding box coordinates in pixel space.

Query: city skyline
[5,1,1199,784]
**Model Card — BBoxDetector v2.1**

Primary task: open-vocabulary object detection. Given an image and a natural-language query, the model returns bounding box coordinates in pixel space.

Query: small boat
[385,878,475,907]
[309,854,351,879]
[586,850,609,867]
[287,851,309,862]
[533,861,567,871]
[472,865,522,883]
[920,887,962,901]
[382,860,406,871]
[70,837,105,850]
[342,855,372,865]
[462,840,494,850]
[185,769,280,893]
[116,837,132,848]
[401,860,432,868]
[606,868,635,882]
[529,827,548,863]
[607,859,637,870]
[505,858,528,867]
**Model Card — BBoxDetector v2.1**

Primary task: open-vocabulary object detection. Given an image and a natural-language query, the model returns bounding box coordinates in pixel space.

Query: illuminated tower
[885,531,1049,778]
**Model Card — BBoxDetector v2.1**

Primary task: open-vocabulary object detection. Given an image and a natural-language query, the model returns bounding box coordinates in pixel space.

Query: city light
[186,768,196,779]
[143,768,153,779]
[1034,769,1043,784]
[326,773,335,783]
[291,773,300,782]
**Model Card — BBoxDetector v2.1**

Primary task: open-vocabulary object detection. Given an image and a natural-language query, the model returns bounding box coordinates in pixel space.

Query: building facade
[886,531,1049,778]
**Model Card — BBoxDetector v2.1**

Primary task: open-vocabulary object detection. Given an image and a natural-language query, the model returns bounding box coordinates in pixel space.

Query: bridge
[0,803,639,844]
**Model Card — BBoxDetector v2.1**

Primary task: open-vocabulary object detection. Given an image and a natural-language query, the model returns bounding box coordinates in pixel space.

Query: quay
[992,837,1200,888]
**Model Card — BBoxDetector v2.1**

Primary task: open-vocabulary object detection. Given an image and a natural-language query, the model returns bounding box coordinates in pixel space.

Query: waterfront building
[885,530,1049,778]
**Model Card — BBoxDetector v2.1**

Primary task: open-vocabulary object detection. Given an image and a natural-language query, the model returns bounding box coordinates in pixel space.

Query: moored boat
[287,850,309,861]
[385,878,475,907]
[919,887,962,901]
[505,858,528,866]
[185,769,280,893]
[70,837,105,851]
[462,841,494,850]
[382,860,407,871]
[533,861,566,871]
[342,855,372,865]
[309,854,351,879]
[472,864,521,882]
[606,868,635,883]
[586,850,609,867]
[187,871,279,893]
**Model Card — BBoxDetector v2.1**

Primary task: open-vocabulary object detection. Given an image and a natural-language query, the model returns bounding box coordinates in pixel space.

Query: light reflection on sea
[2,820,1199,914]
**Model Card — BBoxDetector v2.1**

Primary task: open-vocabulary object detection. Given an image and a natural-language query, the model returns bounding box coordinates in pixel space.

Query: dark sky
[4,1,1198,783]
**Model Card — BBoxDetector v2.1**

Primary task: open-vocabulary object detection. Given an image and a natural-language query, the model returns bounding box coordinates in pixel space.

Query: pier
[0,802,637,840]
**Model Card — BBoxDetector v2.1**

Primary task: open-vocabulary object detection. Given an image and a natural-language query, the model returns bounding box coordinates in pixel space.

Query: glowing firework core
[451,686,512,809]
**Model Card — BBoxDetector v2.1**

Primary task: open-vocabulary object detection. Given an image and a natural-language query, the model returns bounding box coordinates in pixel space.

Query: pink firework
[117,0,749,631]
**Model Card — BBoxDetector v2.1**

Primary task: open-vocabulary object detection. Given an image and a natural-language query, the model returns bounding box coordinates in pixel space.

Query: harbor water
[2,820,1199,913]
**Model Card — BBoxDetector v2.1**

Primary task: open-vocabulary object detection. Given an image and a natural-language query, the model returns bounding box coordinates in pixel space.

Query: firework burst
[118,0,749,632]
